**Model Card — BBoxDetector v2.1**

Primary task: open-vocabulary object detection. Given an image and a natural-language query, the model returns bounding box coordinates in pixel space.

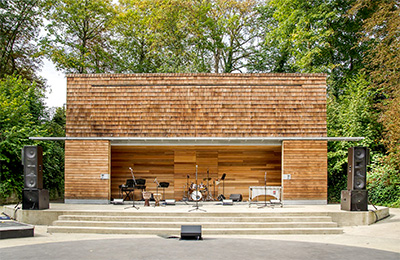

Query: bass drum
[191,191,202,201]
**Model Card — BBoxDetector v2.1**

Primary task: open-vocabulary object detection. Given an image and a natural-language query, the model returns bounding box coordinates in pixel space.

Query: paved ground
[1,236,399,260]
[1,207,399,260]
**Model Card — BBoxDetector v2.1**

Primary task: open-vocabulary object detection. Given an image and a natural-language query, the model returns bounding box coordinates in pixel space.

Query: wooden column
[65,140,111,203]
[282,141,327,204]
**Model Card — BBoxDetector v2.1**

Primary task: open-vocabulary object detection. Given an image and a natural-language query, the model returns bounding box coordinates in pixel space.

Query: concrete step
[48,210,343,235]
[58,215,334,223]
[53,211,331,217]
[47,226,343,235]
[52,220,338,229]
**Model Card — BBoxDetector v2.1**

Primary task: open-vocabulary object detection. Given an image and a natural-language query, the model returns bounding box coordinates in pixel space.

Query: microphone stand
[154,178,160,207]
[258,171,269,209]
[125,167,139,210]
[189,165,206,212]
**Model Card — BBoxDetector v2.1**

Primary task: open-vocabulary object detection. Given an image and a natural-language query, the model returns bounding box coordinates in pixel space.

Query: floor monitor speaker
[229,194,242,202]
[181,225,202,240]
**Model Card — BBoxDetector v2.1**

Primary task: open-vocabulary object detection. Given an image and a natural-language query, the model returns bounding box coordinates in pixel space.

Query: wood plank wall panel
[282,141,327,201]
[66,73,327,138]
[65,140,110,200]
[111,146,281,201]
[111,147,174,200]
[218,149,281,199]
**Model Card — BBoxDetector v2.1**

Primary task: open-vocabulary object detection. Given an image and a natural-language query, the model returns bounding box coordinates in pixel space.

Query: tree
[113,0,214,73]
[112,0,161,73]
[0,76,66,202]
[42,0,116,73]
[0,0,44,81]
[41,106,66,198]
[352,0,400,169]
[114,0,201,73]
[326,74,384,202]
[249,0,368,93]
[197,0,261,73]
[0,75,47,200]
[350,0,400,206]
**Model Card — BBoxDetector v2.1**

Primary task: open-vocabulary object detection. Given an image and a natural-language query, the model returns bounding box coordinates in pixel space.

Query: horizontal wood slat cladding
[282,141,327,201]
[66,73,327,137]
[65,141,110,200]
[111,146,281,201]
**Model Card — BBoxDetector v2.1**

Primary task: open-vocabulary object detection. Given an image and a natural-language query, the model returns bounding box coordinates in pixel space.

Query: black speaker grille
[351,190,367,211]
[348,147,369,190]
[23,146,43,189]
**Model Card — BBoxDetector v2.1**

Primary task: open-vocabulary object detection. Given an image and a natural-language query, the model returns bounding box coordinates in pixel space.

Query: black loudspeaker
[181,225,202,240]
[22,189,49,210]
[347,147,369,190]
[23,146,43,189]
[341,190,368,211]
[229,194,243,202]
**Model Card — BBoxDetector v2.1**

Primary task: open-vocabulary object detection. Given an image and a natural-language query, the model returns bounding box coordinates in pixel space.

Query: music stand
[217,173,226,201]
[159,182,169,206]
[189,165,206,212]
[125,167,139,210]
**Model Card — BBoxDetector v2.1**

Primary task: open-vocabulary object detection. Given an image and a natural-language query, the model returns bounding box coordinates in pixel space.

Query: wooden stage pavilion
[32,73,362,205]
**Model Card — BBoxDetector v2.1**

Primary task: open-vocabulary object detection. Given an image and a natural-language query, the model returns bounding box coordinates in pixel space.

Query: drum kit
[186,169,222,202]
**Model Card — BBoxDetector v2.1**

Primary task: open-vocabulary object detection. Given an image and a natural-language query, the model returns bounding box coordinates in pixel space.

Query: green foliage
[1,0,398,207]
[327,74,385,202]
[249,0,337,73]
[199,0,261,73]
[113,0,260,73]
[368,154,400,207]
[353,0,400,171]
[0,0,45,81]
[0,75,46,199]
[40,106,66,197]
[249,0,368,94]
[0,76,65,202]
[42,0,117,73]
[350,0,400,207]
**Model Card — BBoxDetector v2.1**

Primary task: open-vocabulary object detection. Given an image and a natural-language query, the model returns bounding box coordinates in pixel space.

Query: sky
[38,58,67,108]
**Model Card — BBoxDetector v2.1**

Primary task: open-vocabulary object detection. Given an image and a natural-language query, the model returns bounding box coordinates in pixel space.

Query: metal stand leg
[189,165,206,212]
[258,172,270,209]
[125,190,139,210]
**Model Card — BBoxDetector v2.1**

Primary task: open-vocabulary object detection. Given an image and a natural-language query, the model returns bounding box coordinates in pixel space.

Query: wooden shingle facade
[65,73,328,204]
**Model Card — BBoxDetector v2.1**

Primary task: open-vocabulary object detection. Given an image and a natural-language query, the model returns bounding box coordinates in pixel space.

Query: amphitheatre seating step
[48,211,343,235]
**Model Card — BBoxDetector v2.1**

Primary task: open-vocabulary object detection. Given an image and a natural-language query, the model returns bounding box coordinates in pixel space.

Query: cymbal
[203,178,212,181]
